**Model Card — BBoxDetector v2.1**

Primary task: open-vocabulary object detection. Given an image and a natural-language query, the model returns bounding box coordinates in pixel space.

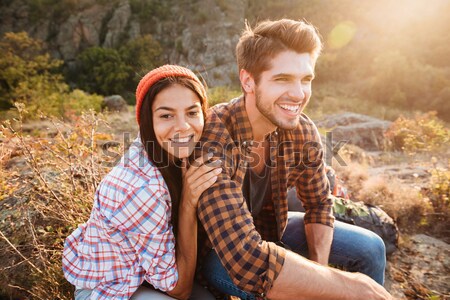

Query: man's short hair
[236,19,323,83]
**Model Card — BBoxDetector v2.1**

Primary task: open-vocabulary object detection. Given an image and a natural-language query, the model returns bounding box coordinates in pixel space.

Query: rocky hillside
[1,0,449,121]
[0,0,245,86]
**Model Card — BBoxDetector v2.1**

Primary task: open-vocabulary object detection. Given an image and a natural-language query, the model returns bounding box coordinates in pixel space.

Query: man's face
[254,50,315,130]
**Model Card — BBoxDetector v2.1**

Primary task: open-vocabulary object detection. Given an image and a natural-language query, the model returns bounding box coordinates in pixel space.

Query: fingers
[187,163,222,190]
[184,152,222,182]
[181,161,221,207]
[181,152,223,202]
[190,152,214,168]
[190,167,222,197]
[186,160,221,185]
[183,152,212,178]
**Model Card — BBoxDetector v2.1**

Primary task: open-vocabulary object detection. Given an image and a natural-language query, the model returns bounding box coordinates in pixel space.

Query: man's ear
[239,69,255,94]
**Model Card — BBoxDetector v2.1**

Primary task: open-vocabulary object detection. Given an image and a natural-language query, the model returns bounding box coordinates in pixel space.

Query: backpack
[331,197,399,255]
[287,167,399,256]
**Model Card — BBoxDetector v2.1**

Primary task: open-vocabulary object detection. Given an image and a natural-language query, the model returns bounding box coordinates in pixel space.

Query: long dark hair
[139,76,207,235]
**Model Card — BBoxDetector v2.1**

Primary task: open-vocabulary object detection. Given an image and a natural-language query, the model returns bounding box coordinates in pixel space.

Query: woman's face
[152,84,204,160]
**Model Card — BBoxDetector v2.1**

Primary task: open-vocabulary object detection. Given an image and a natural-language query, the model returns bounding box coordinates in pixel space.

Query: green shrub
[70,35,163,100]
[61,89,103,119]
[0,32,103,120]
[428,165,450,216]
[420,162,450,240]
[70,47,132,96]
[0,32,63,110]
[385,112,449,153]
[119,34,163,89]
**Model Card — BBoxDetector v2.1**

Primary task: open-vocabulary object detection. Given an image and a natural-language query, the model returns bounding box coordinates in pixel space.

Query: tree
[119,34,163,86]
[0,31,65,112]
[0,32,102,119]
[69,35,162,101]
[71,47,132,96]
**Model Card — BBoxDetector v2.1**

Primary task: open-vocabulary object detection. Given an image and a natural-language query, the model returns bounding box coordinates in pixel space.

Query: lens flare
[328,21,357,49]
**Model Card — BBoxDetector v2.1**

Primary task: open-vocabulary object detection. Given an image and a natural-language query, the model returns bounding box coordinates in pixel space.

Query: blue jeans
[201,211,386,298]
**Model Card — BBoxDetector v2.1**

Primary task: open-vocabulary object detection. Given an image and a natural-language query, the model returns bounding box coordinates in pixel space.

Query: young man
[195,19,393,299]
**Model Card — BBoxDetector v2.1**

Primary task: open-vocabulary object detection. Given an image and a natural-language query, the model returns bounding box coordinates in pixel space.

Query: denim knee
[359,231,386,285]
[365,232,386,266]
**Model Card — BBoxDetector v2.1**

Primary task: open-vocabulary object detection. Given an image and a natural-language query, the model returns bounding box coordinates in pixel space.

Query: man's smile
[278,103,301,113]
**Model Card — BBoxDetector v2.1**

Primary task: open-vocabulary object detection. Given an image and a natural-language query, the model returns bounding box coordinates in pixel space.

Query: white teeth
[279,104,300,112]
[171,136,192,143]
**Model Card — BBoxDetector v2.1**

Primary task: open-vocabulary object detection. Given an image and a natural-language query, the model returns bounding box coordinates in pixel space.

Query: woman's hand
[180,153,222,211]
[167,153,221,300]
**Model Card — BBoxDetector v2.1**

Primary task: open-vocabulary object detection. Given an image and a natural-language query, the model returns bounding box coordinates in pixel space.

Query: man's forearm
[266,251,392,300]
[305,223,333,265]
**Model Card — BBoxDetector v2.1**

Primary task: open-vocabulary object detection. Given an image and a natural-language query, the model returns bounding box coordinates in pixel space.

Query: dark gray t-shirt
[242,166,272,217]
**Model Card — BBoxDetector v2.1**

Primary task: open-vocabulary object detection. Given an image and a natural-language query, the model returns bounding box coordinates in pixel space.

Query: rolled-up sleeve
[295,117,334,227]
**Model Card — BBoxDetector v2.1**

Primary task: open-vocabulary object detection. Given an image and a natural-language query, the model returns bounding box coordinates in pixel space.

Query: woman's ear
[239,69,255,94]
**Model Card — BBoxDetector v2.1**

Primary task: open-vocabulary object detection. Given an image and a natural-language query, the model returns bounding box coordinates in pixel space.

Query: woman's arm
[166,154,221,300]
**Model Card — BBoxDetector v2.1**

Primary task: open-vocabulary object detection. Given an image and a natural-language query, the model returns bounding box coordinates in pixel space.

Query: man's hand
[348,272,394,300]
[266,251,394,300]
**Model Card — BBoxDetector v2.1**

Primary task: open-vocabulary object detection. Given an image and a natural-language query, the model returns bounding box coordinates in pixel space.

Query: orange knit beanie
[135,65,204,125]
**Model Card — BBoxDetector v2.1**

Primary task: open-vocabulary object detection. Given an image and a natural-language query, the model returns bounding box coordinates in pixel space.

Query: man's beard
[255,89,300,130]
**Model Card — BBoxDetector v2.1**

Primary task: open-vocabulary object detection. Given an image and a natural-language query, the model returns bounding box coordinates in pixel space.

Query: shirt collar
[232,95,279,145]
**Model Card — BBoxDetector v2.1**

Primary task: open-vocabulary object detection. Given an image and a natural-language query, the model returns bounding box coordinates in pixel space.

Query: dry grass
[332,144,450,242]
[0,108,121,299]
[357,176,429,229]
[331,144,371,195]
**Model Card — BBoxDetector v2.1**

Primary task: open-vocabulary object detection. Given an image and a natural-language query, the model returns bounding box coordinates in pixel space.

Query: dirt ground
[385,234,449,299]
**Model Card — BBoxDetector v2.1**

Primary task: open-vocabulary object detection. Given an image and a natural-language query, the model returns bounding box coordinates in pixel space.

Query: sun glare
[327,21,357,50]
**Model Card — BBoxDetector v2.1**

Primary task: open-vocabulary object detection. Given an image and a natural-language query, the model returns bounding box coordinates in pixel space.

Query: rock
[316,113,392,151]
[316,112,387,128]
[369,165,429,181]
[103,0,131,48]
[158,0,244,86]
[55,4,111,60]
[101,95,128,113]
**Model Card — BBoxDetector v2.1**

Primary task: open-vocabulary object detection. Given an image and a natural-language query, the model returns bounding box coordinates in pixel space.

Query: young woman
[62,65,220,300]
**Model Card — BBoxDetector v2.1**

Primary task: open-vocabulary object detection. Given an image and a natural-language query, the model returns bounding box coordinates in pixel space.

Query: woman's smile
[152,84,204,159]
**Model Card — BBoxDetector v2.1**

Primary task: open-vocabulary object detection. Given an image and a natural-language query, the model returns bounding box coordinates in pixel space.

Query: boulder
[316,113,392,151]
[101,95,128,113]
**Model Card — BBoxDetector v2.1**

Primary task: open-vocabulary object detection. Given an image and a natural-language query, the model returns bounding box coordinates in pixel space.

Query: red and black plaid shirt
[195,96,334,296]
